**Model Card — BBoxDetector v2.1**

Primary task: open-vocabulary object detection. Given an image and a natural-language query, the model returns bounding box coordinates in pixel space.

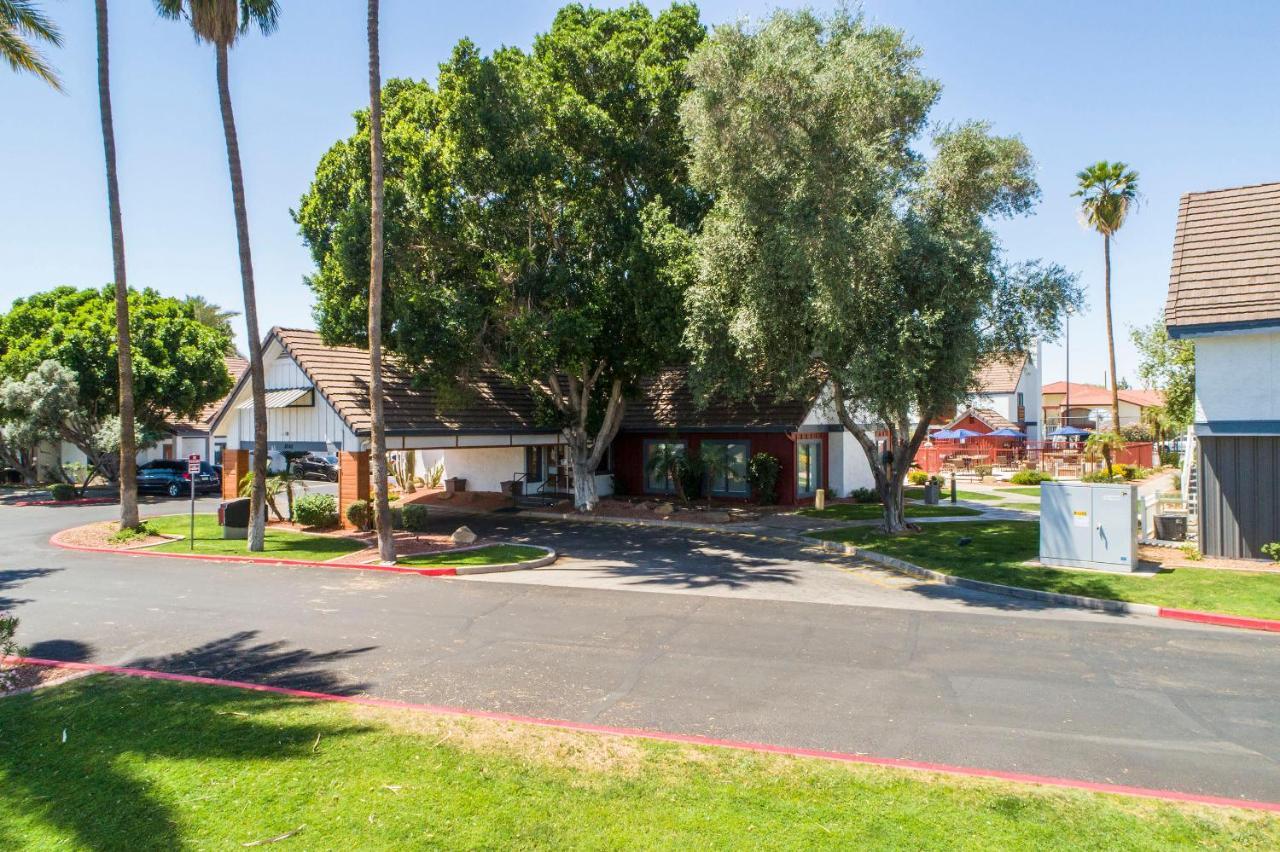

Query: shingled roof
[973,355,1027,395]
[1166,181,1280,335]
[170,355,249,435]
[621,369,810,432]
[272,328,550,436]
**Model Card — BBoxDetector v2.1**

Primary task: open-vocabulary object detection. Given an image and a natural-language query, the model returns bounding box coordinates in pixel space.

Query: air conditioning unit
[1040,482,1138,572]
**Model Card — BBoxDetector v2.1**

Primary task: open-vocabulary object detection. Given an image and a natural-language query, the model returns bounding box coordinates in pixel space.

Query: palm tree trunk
[95,0,139,530]
[1104,231,1120,432]
[367,0,395,562]
[215,42,268,551]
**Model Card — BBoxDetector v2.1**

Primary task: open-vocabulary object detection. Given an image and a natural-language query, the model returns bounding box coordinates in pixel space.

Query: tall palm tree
[366,0,394,562]
[183,294,242,355]
[1073,161,1139,432]
[95,0,140,529]
[156,0,278,551]
[1,0,63,90]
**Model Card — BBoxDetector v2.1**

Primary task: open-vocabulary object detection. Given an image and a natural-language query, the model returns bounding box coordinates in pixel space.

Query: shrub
[1112,463,1136,480]
[908,469,929,486]
[49,482,77,501]
[849,487,878,504]
[1179,543,1202,562]
[1120,423,1154,442]
[0,614,19,690]
[294,493,339,528]
[345,499,371,530]
[1010,470,1052,486]
[1261,542,1280,563]
[974,464,993,478]
[1159,449,1182,469]
[389,506,404,529]
[1082,470,1122,483]
[108,522,157,544]
[747,453,781,505]
[676,452,704,501]
[401,503,430,532]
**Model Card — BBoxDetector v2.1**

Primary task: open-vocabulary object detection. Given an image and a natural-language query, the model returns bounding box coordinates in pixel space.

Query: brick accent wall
[338,450,370,529]
[221,449,249,500]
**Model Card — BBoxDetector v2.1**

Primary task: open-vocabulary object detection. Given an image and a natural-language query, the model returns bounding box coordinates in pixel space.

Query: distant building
[970,347,1042,439]
[1165,180,1280,558]
[1040,382,1164,433]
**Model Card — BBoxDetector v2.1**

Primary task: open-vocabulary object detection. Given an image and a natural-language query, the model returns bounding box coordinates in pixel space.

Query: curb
[48,530,556,578]
[812,539,1280,632]
[6,656,1277,814]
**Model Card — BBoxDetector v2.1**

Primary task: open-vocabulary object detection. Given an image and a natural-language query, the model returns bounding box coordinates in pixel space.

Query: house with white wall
[969,349,1041,439]
[1165,180,1280,558]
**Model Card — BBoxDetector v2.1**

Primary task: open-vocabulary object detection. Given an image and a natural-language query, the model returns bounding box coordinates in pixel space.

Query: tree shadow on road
[0,632,375,850]
[0,567,60,609]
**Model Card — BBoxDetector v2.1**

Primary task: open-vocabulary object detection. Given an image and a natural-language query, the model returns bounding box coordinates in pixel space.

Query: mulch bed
[399,489,516,513]
[1138,545,1280,574]
[53,521,177,550]
[549,497,772,525]
[0,664,86,697]
[328,531,482,564]
[8,497,118,508]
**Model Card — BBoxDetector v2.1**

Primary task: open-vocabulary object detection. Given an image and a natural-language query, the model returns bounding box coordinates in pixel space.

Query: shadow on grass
[0,632,374,849]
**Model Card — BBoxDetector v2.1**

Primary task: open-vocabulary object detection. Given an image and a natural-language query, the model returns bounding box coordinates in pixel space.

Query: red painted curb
[1159,608,1280,633]
[7,656,1278,813]
[49,533,457,577]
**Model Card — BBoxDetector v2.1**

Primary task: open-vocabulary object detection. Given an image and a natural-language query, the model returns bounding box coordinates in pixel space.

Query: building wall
[827,430,876,496]
[1194,331,1280,426]
[411,447,524,493]
[217,352,359,453]
[612,430,828,505]
[1198,435,1280,559]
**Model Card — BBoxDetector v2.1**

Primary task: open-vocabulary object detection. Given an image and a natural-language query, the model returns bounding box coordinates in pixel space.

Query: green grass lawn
[905,486,1006,503]
[800,503,982,521]
[998,486,1045,498]
[1,676,1273,849]
[144,513,366,562]
[809,521,1280,620]
[398,544,546,567]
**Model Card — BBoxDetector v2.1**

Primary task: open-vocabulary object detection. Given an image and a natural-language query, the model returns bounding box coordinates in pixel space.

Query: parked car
[291,453,339,482]
[137,460,221,498]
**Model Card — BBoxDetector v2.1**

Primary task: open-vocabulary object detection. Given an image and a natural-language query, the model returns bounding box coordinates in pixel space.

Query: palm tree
[183,294,241,354]
[95,0,140,530]
[366,0,394,562]
[156,0,278,551]
[1,0,63,90]
[1073,161,1139,432]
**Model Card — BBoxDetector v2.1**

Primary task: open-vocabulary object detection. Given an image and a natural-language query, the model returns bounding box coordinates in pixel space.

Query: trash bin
[1154,513,1187,542]
[219,498,251,540]
[445,477,467,495]
[923,481,940,505]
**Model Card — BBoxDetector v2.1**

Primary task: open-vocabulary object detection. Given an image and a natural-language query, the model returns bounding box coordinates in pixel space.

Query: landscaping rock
[450,525,478,545]
[700,511,732,523]
[652,502,675,516]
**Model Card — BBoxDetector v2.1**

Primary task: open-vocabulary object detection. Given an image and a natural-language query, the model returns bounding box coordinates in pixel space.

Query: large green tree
[0,286,233,478]
[1131,314,1194,431]
[298,2,706,511]
[156,0,279,550]
[680,8,1080,531]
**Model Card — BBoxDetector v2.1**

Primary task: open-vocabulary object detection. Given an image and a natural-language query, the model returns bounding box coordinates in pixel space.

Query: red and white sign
[187,453,202,475]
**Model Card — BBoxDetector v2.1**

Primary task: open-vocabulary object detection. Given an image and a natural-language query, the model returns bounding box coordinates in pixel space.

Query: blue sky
[2,1,1276,387]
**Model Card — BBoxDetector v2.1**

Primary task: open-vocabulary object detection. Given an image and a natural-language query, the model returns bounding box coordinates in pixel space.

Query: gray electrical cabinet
[1040,482,1138,572]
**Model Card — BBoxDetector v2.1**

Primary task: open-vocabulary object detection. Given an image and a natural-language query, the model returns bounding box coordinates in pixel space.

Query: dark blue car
[137,460,221,498]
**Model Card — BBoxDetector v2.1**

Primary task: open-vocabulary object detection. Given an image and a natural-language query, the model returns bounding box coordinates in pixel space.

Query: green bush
[1009,470,1052,486]
[1112,463,1136,480]
[1081,470,1122,483]
[49,482,77,501]
[974,464,993,478]
[0,614,19,689]
[849,487,878,504]
[345,499,371,531]
[401,503,430,532]
[907,470,929,486]
[1261,542,1280,563]
[676,452,705,502]
[294,493,338,528]
[747,453,781,505]
[1159,449,1182,469]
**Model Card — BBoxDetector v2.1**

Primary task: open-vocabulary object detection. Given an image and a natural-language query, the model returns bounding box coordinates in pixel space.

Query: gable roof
[1041,381,1164,409]
[271,328,550,436]
[973,355,1027,395]
[1165,181,1280,335]
[948,407,1016,432]
[621,369,810,432]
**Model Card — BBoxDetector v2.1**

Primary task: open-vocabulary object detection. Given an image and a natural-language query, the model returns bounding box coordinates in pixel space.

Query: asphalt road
[4,497,1279,803]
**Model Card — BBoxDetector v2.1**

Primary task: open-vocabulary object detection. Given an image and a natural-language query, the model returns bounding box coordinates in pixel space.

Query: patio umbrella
[951,428,982,439]
[988,427,1026,438]
[1050,426,1089,437]
[930,429,959,440]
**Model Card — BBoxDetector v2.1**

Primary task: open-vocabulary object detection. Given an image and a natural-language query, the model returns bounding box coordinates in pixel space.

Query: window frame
[642,439,687,495]
[701,439,751,497]
[796,438,823,498]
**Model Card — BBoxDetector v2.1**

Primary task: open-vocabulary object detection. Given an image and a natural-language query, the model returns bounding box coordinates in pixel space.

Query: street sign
[188,453,201,474]
[187,454,200,550]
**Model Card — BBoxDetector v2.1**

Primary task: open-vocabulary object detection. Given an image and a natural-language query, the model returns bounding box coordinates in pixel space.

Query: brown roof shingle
[621,369,810,432]
[273,328,550,435]
[973,355,1027,395]
[1165,181,1280,332]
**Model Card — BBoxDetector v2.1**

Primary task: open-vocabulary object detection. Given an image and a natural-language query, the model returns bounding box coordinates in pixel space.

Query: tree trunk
[1103,232,1120,431]
[366,0,396,562]
[215,43,268,551]
[95,0,139,530]
[549,373,625,513]
[569,436,598,512]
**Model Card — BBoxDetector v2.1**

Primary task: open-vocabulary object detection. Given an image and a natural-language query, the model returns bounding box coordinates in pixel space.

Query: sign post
[187,454,201,551]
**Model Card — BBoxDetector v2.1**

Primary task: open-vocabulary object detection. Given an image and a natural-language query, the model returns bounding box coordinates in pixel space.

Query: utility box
[218,498,251,540]
[1040,482,1138,572]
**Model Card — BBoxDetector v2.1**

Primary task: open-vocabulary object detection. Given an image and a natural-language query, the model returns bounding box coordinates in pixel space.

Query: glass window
[797,440,822,497]
[702,440,750,496]
[643,440,686,494]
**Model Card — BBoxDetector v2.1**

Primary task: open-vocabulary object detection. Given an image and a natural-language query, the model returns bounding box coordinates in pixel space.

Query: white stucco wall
[216,350,359,452]
[1194,330,1280,425]
[408,446,613,496]
[830,431,875,496]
